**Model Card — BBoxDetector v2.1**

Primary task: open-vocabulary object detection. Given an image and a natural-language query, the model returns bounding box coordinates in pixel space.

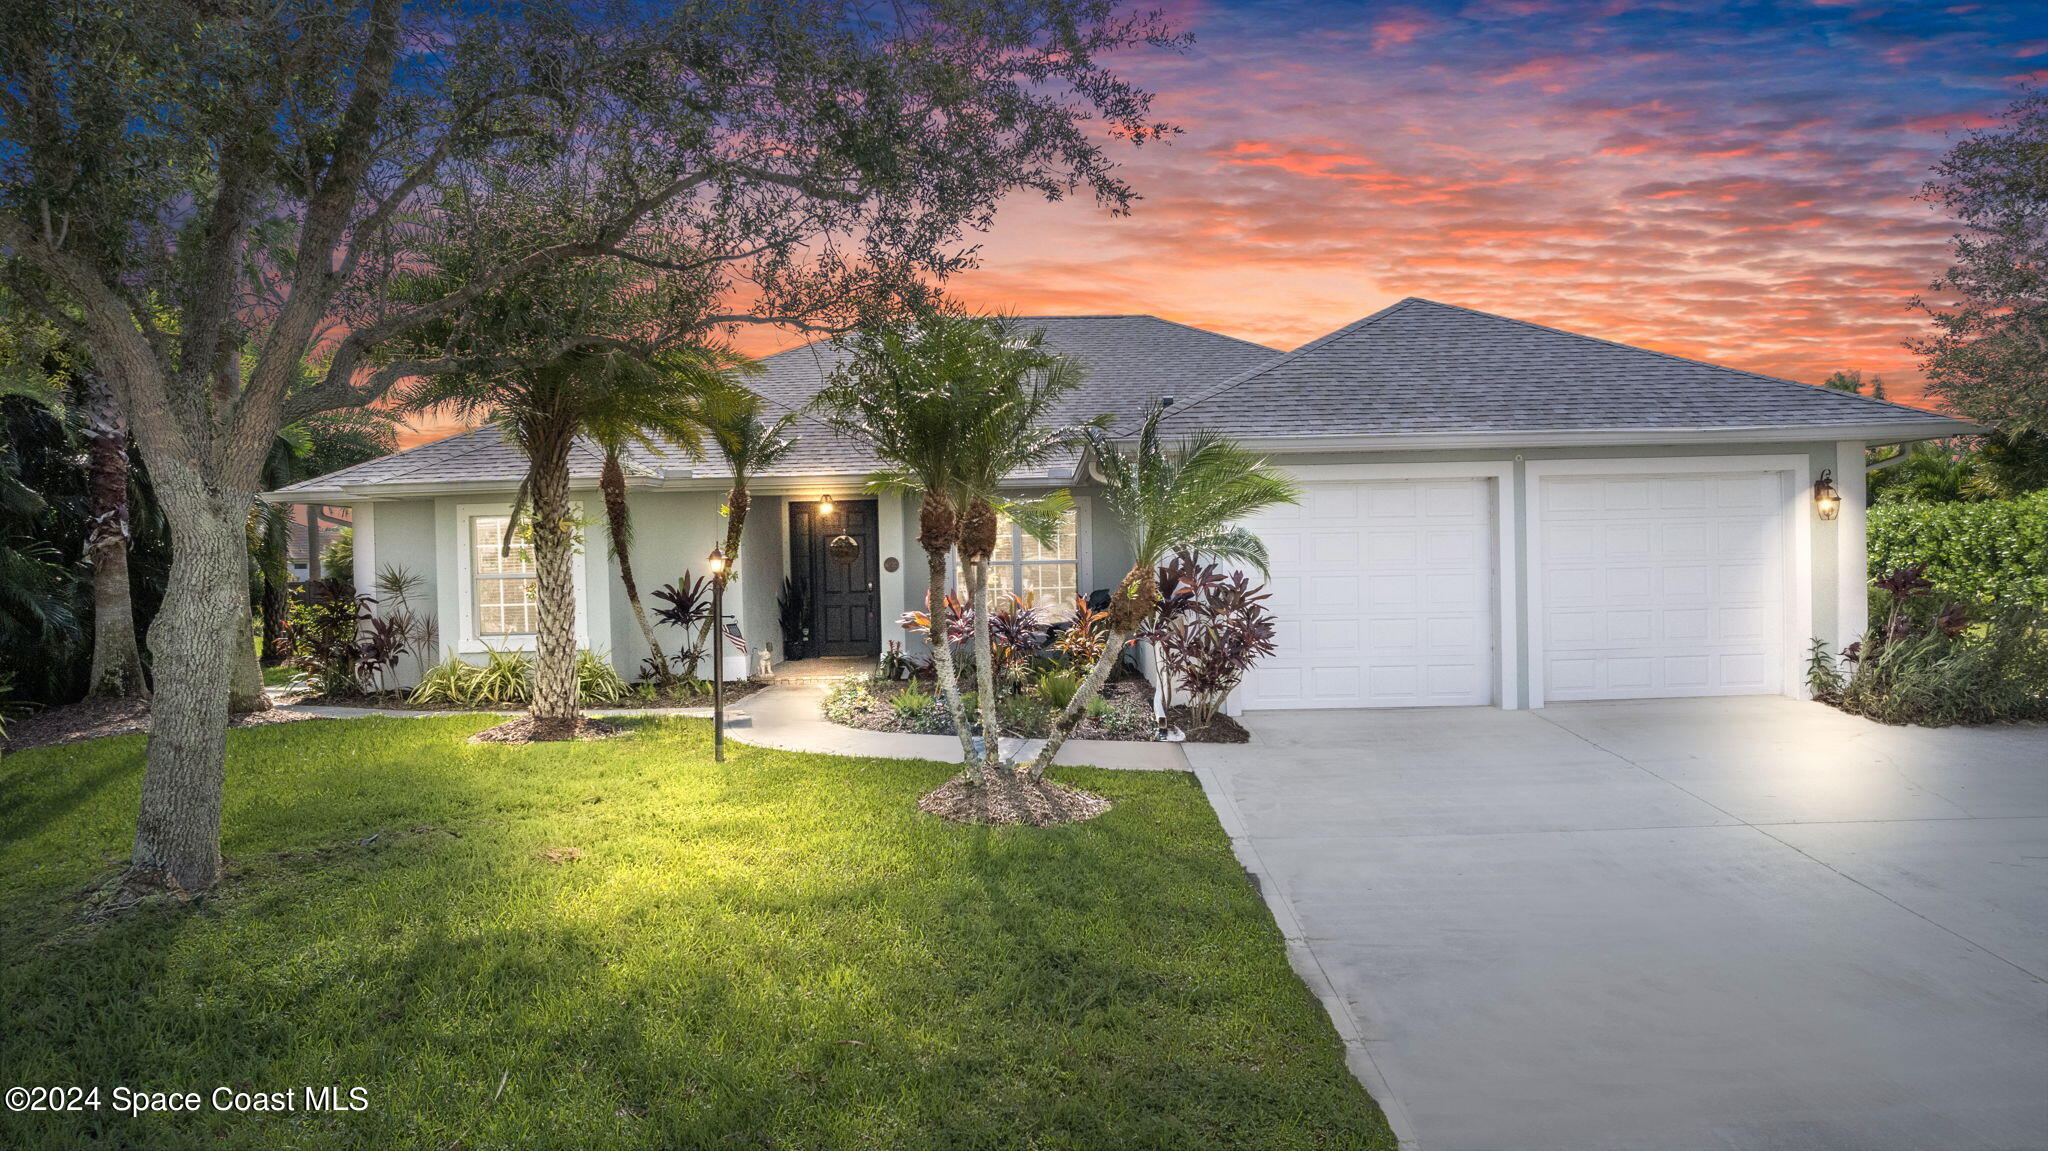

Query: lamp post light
[707,546,728,762]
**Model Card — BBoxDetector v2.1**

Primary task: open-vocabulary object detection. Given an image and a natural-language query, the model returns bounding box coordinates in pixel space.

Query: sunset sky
[404,0,2045,446]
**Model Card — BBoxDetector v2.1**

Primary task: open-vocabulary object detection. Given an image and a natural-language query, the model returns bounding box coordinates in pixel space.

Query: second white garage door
[1535,470,1790,701]
[1237,478,1496,709]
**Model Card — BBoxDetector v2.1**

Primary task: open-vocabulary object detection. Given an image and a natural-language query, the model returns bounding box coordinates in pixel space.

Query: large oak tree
[0,0,1182,895]
[1914,89,2048,433]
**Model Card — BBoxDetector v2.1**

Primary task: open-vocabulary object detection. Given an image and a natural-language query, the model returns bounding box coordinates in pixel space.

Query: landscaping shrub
[890,685,937,725]
[998,691,1049,734]
[651,574,713,677]
[1053,595,1112,667]
[408,648,630,708]
[1033,666,1084,710]
[288,579,374,696]
[1825,565,2048,725]
[1866,490,2048,614]
[1146,555,1280,724]
[576,649,630,705]
[987,593,1050,681]
[821,672,880,725]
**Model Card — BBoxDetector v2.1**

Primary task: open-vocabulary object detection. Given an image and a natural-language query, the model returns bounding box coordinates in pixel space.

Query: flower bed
[821,672,1250,743]
[297,678,766,711]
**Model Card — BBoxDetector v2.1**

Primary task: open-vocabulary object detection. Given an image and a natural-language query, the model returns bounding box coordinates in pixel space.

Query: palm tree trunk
[1029,564,1152,781]
[600,452,668,685]
[80,372,149,698]
[721,484,749,566]
[969,560,1002,773]
[925,545,979,778]
[528,427,580,732]
[1027,626,1129,781]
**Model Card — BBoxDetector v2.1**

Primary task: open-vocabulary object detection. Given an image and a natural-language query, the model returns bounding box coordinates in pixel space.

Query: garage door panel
[1539,471,1786,702]
[1239,477,1496,710]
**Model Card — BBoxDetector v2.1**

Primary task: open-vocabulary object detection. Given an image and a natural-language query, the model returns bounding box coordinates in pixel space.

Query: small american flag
[723,619,747,654]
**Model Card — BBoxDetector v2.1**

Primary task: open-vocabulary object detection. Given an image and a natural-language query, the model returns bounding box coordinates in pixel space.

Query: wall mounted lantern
[817,493,835,517]
[1813,469,1841,520]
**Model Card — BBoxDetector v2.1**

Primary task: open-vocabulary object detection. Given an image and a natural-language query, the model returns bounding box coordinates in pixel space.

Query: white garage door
[1536,471,1788,701]
[1238,478,1496,709]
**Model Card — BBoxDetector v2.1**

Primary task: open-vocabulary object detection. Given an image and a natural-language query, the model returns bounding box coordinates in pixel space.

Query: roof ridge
[1157,297,1422,425]
[1135,313,1285,356]
[1403,298,1943,419]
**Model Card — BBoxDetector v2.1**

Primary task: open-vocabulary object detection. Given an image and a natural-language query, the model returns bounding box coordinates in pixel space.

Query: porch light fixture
[817,493,835,517]
[1813,469,1841,521]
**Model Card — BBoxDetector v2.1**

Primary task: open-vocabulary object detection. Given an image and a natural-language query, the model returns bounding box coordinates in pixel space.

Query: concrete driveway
[1185,697,2048,1151]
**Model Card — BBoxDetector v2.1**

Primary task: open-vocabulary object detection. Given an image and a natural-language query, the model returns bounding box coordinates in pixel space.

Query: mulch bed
[469,716,629,743]
[1166,706,1252,744]
[917,769,1113,826]
[3,696,320,754]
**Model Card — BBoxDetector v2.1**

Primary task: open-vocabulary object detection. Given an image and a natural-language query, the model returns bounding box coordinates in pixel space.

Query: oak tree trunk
[80,373,148,698]
[528,427,581,731]
[130,476,245,894]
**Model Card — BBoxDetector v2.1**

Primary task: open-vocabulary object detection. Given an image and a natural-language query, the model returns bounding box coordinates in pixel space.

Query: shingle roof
[269,299,1968,499]
[1163,297,1968,440]
[271,316,1282,495]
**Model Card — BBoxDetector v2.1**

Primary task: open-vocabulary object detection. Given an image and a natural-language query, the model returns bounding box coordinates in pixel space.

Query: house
[265,298,1968,710]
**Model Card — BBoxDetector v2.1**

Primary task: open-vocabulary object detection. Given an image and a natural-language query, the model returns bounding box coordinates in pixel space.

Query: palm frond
[994,490,1075,547]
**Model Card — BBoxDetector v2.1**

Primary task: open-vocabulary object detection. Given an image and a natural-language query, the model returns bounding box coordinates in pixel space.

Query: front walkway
[1187,697,2048,1151]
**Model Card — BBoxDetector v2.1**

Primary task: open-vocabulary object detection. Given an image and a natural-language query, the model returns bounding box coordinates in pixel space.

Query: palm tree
[940,317,1097,773]
[696,383,799,574]
[584,355,754,689]
[1026,406,1301,780]
[397,264,740,738]
[0,302,147,699]
[816,322,984,771]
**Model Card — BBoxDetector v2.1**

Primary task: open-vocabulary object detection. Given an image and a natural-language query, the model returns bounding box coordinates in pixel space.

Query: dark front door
[791,499,880,657]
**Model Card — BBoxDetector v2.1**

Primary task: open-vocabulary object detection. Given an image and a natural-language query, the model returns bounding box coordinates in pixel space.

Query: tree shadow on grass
[0,745,138,848]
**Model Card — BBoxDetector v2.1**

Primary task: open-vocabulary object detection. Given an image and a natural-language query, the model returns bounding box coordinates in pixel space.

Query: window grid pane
[473,515,539,637]
[1018,562,1077,611]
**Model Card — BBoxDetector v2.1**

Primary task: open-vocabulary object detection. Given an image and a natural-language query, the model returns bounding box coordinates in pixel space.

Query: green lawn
[0,717,1392,1150]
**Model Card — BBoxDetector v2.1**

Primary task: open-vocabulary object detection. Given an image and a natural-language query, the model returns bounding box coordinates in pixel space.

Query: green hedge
[1867,490,2048,612]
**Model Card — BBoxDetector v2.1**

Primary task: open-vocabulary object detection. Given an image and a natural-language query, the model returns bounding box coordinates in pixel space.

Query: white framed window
[976,506,1082,615]
[471,514,539,638]
[455,503,587,652]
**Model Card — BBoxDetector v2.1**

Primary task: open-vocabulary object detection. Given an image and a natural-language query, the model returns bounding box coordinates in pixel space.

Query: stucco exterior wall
[344,437,1862,707]
[739,494,785,676]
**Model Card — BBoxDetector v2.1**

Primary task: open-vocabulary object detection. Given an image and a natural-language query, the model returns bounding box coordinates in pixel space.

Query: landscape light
[707,547,727,574]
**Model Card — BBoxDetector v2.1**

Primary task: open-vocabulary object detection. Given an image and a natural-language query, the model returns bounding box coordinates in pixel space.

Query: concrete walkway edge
[282,684,1191,771]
